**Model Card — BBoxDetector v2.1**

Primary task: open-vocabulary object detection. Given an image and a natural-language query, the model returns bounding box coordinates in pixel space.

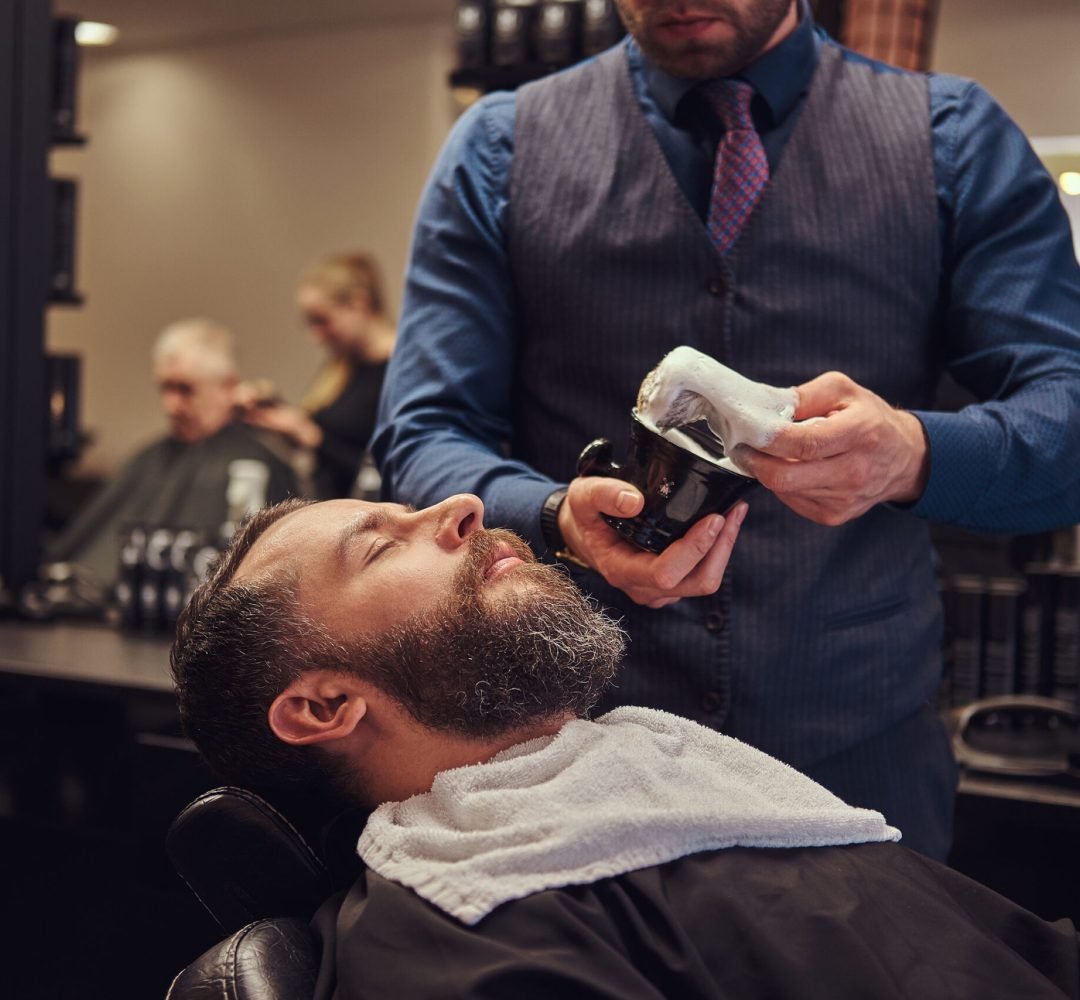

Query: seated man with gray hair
[48,318,299,588]
[172,494,1079,999]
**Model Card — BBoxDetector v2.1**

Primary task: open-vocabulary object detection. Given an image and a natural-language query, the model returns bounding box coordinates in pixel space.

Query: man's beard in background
[341,528,626,738]
[615,0,793,80]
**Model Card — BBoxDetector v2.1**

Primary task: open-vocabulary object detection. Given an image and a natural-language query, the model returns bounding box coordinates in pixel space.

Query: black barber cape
[310,842,1079,999]
[47,421,297,584]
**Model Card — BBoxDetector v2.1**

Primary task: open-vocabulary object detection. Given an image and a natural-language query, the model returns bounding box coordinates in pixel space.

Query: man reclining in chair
[172,494,1080,999]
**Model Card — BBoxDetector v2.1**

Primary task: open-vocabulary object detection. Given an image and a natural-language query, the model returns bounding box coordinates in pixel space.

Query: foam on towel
[636,346,798,475]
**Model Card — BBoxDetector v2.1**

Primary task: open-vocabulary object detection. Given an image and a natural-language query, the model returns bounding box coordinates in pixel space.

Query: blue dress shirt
[374,12,1080,549]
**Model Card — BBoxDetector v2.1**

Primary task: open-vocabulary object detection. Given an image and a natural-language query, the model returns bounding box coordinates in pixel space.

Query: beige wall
[931,0,1080,138]
[48,17,456,474]
[49,1,1079,475]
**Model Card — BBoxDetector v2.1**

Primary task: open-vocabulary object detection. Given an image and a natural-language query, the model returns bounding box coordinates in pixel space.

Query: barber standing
[372,0,1080,859]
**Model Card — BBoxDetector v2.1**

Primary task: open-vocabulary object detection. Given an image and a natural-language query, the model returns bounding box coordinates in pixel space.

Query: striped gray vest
[507,41,942,769]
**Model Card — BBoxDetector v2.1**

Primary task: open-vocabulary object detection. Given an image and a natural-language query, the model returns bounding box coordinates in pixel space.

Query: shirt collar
[637,0,820,128]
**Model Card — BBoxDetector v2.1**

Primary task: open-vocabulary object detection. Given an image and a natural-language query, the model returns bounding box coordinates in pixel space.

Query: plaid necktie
[702,80,769,254]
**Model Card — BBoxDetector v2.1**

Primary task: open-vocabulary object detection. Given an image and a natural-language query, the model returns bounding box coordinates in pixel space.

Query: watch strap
[540,486,569,553]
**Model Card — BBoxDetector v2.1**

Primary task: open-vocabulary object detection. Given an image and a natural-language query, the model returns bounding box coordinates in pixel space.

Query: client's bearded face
[339,528,625,737]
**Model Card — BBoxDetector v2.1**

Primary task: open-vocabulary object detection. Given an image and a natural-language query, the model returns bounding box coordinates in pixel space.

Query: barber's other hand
[557,476,748,609]
[242,401,323,449]
[734,371,929,526]
[234,378,280,411]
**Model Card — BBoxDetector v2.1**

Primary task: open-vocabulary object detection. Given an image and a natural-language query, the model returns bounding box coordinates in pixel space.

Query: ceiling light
[1060,172,1080,197]
[74,21,119,46]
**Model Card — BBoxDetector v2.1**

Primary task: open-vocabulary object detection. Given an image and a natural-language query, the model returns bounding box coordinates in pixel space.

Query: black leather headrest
[166,786,336,933]
[165,917,318,1000]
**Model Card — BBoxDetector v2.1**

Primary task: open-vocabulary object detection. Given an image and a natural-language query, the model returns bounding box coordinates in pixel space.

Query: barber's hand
[733,371,929,526]
[242,402,323,449]
[234,378,280,411]
[557,476,748,609]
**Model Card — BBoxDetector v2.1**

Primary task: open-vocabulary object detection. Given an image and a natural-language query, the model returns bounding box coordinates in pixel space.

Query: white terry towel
[358,706,900,925]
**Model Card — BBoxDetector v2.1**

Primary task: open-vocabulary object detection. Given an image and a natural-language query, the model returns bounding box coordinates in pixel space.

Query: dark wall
[0,0,50,604]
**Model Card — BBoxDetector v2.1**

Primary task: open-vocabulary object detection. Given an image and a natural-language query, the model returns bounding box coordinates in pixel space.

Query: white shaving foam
[636,346,797,477]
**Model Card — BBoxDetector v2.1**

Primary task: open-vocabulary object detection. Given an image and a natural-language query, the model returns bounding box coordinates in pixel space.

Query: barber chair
[166,918,320,1000]
[947,694,1080,782]
[164,786,365,1000]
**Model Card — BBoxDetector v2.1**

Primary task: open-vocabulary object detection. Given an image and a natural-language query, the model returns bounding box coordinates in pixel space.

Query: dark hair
[171,498,350,798]
[173,499,625,809]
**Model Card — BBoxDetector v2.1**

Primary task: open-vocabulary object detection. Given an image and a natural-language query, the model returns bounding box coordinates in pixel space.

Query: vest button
[705,610,724,631]
[701,690,724,713]
[706,275,727,296]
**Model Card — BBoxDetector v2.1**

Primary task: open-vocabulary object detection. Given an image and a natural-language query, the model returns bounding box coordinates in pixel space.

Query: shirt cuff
[484,476,568,558]
[907,409,995,522]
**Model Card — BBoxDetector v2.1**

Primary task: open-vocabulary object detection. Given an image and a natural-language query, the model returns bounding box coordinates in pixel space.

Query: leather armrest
[166,917,318,1000]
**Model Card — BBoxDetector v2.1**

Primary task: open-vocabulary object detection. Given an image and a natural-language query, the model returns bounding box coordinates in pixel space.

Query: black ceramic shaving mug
[576,410,756,555]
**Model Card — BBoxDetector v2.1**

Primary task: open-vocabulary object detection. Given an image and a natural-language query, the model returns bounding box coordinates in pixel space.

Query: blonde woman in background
[241,252,395,499]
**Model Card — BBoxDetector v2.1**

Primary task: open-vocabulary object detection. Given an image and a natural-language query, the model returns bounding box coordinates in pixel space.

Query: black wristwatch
[540,486,569,554]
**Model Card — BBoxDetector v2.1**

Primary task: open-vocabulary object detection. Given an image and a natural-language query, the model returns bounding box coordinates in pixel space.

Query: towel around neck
[358,706,901,925]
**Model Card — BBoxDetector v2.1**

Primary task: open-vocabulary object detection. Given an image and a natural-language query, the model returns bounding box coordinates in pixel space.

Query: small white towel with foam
[636,345,800,475]
[358,706,900,924]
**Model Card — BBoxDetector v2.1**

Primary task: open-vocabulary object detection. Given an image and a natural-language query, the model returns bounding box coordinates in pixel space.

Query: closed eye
[336,504,413,567]
[363,537,397,567]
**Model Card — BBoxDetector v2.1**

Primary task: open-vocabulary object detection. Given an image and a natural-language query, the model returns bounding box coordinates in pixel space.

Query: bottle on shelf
[220,459,270,541]
[456,0,492,69]
[535,0,584,65]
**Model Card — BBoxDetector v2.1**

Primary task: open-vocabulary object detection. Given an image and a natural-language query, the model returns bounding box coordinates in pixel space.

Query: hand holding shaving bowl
[578,346,797,553]
[560,346,796,608]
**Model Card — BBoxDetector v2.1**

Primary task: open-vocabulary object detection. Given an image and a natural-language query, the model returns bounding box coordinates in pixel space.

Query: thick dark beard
[340,528,625,738]
[615,0,793,79]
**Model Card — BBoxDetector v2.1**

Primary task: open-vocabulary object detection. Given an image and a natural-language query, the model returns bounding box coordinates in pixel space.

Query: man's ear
[267,671,368,746]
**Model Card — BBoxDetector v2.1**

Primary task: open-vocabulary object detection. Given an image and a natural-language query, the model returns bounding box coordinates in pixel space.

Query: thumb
[792,370,855,420]
[570,475,643,518]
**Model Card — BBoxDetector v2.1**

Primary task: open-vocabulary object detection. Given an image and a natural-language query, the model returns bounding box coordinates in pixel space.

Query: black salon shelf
[449,62,576,93]
[48,290,85,307]
[51,130,87,147]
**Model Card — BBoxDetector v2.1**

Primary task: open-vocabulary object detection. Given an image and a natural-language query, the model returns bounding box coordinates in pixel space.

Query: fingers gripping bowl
[576,412,757,554]
[574,348,796,554]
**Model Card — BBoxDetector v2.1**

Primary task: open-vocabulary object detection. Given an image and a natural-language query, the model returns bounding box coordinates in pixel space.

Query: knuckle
[651,568,679,591]
[859,421,881,450]
[820,507,848,527]
[599,563,628,591]
[825,370,853,392]
[846,453,874,488]
[698,571,724,593]
[801,431,826,461]
[567,476,590,503]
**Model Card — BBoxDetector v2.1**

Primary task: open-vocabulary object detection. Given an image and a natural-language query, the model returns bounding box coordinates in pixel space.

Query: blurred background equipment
[451,0,623,96]
[448,0,944,100]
